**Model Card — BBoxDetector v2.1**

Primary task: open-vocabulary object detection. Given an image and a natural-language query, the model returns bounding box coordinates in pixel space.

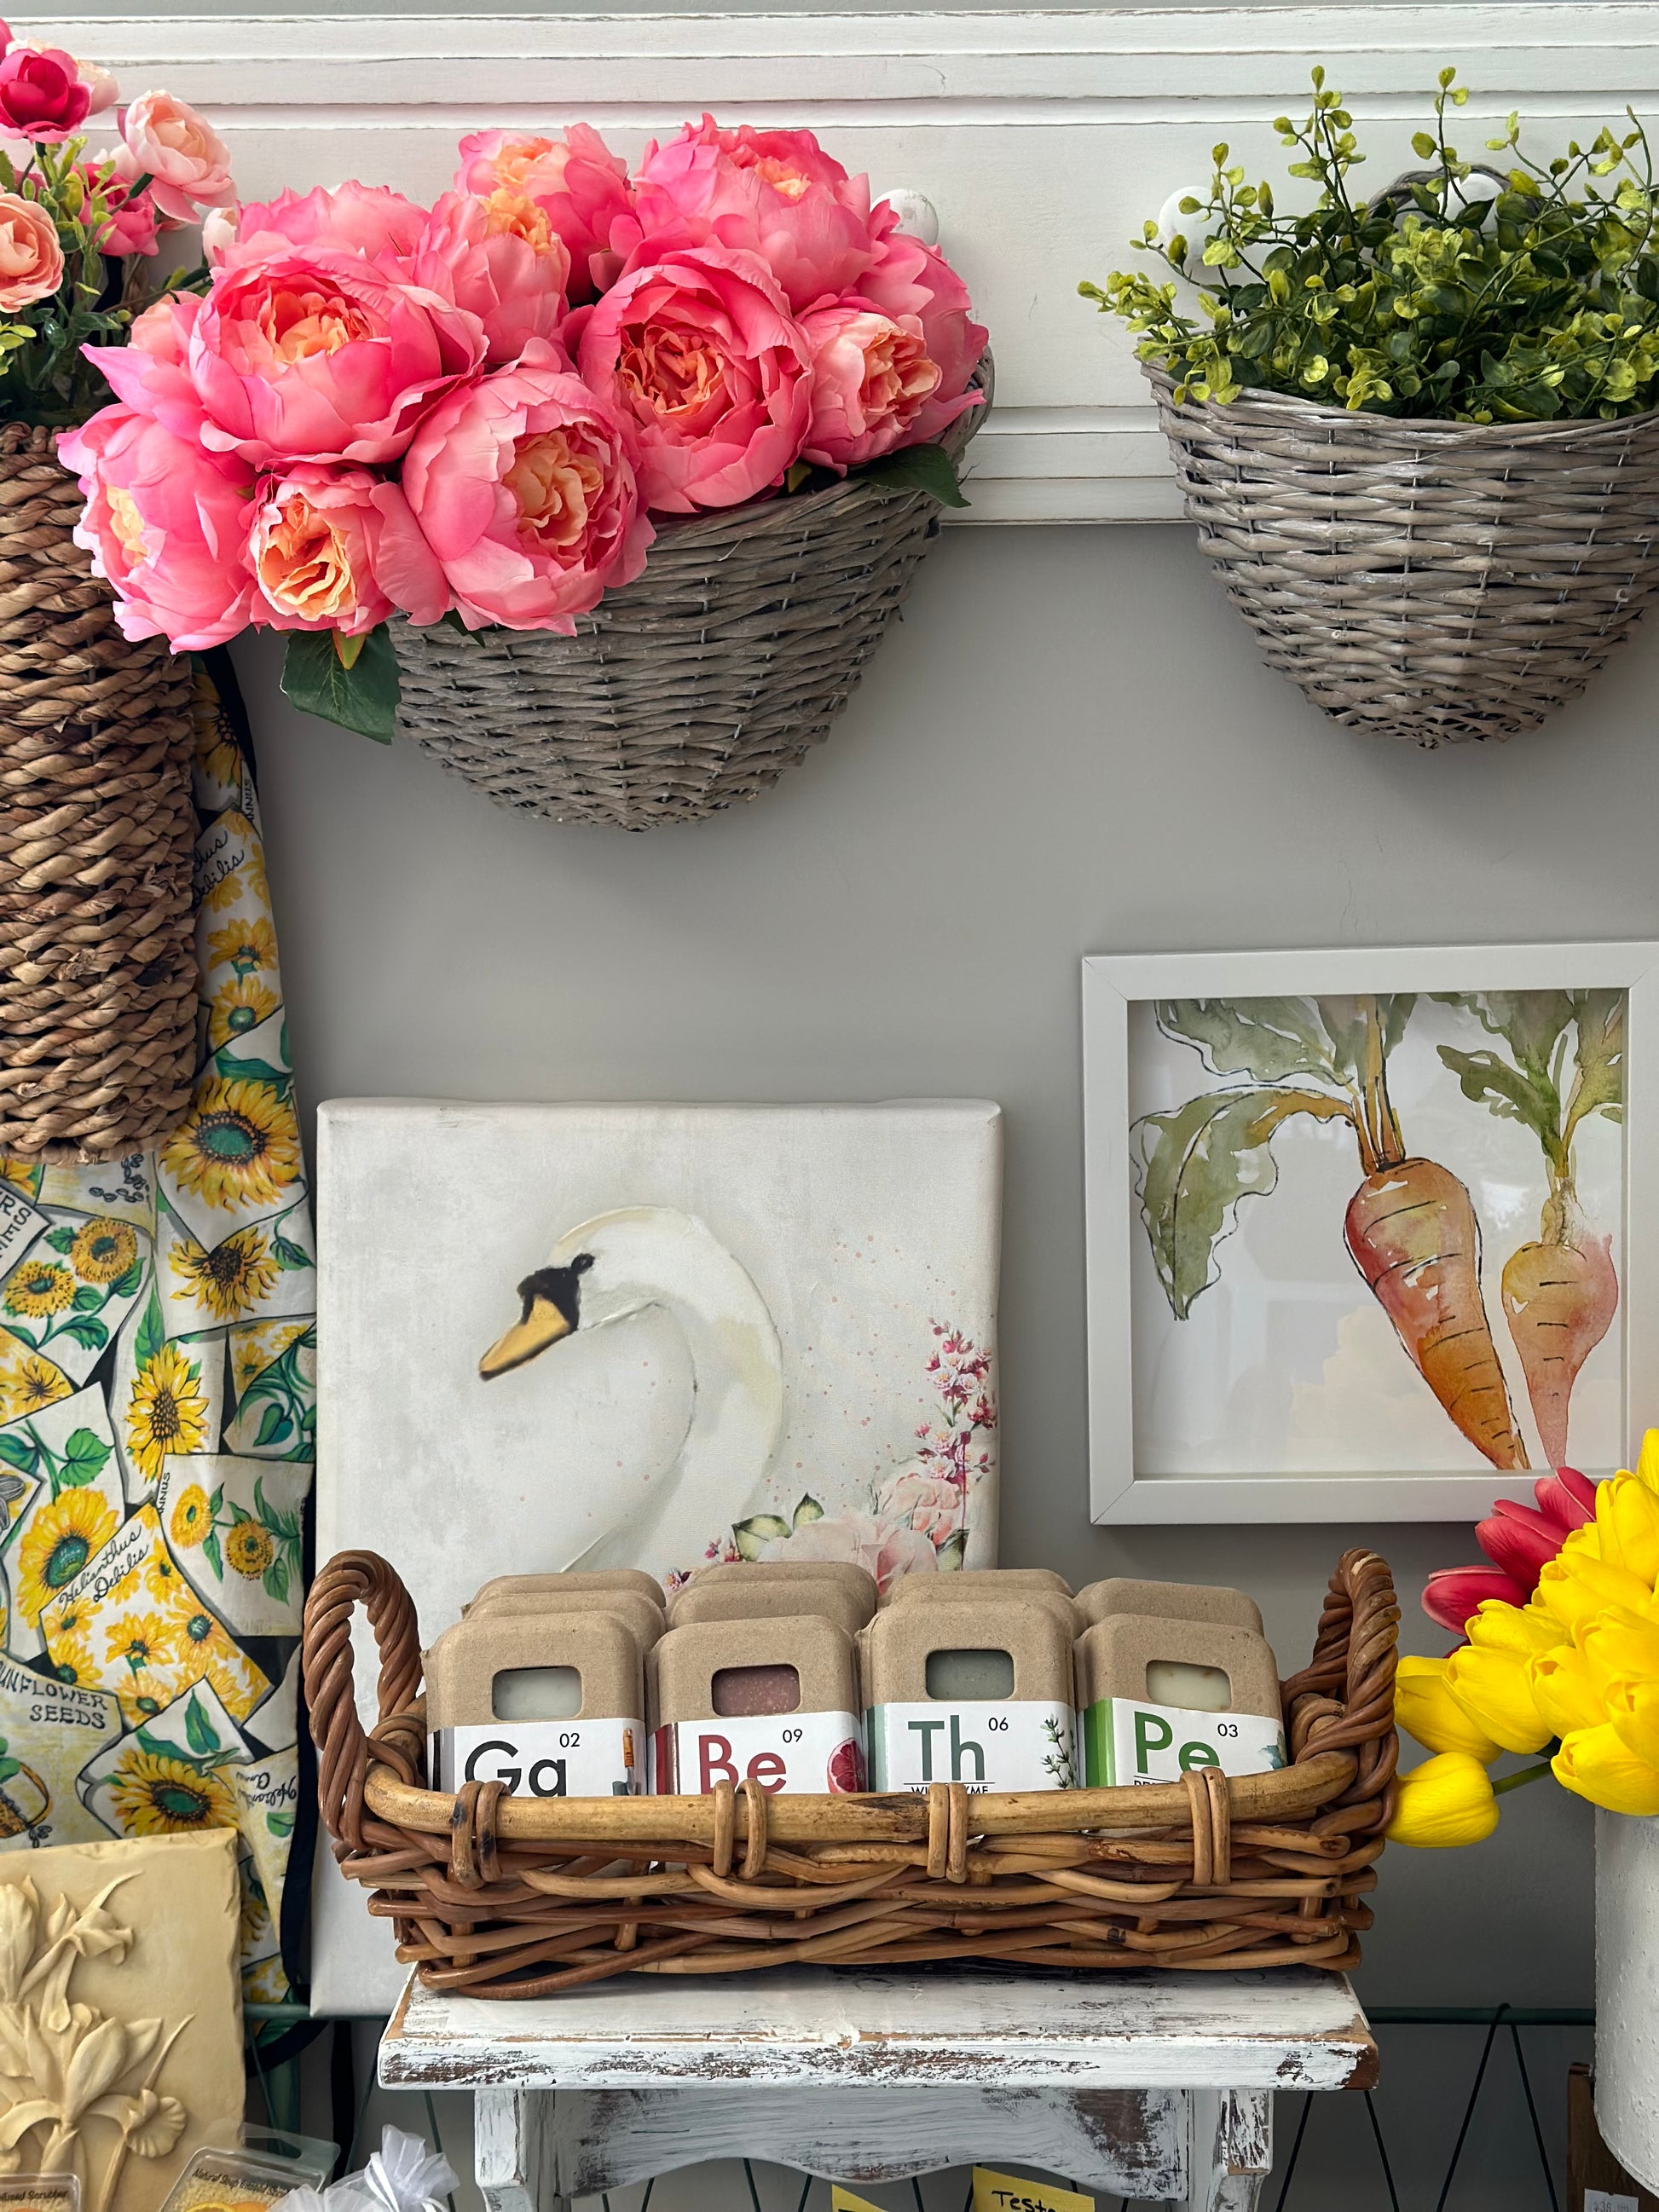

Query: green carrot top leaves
[1083,66,1659,421]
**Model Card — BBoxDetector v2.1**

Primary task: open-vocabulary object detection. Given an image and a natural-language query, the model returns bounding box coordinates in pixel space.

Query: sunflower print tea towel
[0,665,313,2007]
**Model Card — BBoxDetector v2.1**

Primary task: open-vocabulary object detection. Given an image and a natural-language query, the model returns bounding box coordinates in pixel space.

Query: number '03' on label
[1081,1697,1287,1787]
[865,1701,1077,1793]
[431,1718,645,1798]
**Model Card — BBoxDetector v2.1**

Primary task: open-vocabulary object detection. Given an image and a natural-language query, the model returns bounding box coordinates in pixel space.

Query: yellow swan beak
[479,1294,573,1379]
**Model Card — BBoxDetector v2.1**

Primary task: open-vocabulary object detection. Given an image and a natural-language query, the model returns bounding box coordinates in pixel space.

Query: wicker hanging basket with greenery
[1085,69,1659,748]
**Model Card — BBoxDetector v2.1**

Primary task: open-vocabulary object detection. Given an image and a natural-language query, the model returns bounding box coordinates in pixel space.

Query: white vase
[1596,1805,1659,2190]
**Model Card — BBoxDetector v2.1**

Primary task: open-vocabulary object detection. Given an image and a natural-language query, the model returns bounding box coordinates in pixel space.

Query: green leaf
[2,1325,37,1351]
[201,1528,223,1580]
[0,1433,37,1476]
[731,1512,791,1561]
[935,1531,968,1572]
[59,1429,110,1488]
[1566,988,1625,1140]
[43,1227,76,1255]
[1154,997,1345,1086]
[791,1495,824,1528]
[212,1052,292,1094]
[183,1692,222,1759]
[1437,1045,1558,1145]
[0,1759,20,1788]
[109,1261,144,1301]
[857,442,968,509]
[1441,991,1575,1078]
[270,1233,312,1271]
[133,1291,164,1373]
[263,1556,290,1606]
[266,1807,295,1839]
[280,624,400,742]
[57,1316,107,1352]
[1135,1086,1355,1319]
[70,1285,102,1314]
[252,1401,292,1450]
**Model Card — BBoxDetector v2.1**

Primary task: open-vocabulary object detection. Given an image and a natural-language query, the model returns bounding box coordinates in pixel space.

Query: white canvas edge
[1083,944,1659,1523]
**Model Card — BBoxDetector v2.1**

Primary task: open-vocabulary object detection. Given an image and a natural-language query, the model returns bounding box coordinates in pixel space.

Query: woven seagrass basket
[303,1545,1398,1998]
[1149,367,1659,747]
[392,361,991,831]
[0,424,198,1161]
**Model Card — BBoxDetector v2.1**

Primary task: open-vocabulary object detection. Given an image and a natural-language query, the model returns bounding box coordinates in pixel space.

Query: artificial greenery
[1083,68,1659,420]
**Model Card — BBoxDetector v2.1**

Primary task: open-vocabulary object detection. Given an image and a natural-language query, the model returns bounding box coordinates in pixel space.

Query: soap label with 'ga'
[651,1711,866,1795]
[865,1701,1077,1793]
[431,1718,645,1797]
[1081,1697,1286,1788]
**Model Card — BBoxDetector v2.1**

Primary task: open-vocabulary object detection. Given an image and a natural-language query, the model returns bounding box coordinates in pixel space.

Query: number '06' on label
[431,1718,645,1798]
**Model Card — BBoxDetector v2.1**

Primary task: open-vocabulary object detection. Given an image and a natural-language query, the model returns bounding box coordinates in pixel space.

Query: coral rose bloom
[800,302,944,469]
[454,124,632,303]
[388,345,652,632]
[855,211,986,448]
[0,46,91,142]
[576,243,812,512]
[82,290,205,441]
[116,91,234,223]
[59,404,256,651]
[631,117,874,312]
[187,250,487,467]
[247,462,407,636]
[220,182,425,269]
[407,191,569,367]
[0,192,61,310]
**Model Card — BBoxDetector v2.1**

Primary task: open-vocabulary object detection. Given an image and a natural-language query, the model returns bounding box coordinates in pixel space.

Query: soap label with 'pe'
[865,1701,1077,1793]
[652,1711,866,1795]
[431,1718,645,1797]
[1082,1697,1286,1787]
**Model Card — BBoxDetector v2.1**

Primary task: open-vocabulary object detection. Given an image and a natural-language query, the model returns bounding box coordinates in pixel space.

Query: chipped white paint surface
[380,1966,1374,2091]
[1596,1810,1659,2192]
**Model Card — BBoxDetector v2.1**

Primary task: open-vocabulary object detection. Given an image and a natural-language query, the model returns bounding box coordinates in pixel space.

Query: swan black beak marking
[478,1255,593,1380]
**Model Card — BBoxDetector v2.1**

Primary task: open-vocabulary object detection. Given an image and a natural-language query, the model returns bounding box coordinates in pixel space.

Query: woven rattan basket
[303,1545,1398,1998]
[1149,367,1659,747]
[392,362,991,830]
[0,424,198,1160]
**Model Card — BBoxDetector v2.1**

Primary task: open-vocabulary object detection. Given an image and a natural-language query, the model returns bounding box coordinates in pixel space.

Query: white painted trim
[1084,943,1658,1523]
[54,10,1659,523]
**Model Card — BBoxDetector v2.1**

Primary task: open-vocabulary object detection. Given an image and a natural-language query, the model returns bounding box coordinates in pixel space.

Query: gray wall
[239,516,1628,2194]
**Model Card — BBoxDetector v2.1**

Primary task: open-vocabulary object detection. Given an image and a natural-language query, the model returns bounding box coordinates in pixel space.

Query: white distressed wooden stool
[379,1966,1376,2211]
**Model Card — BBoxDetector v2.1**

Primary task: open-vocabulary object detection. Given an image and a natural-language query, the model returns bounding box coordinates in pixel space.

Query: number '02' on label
[1081,1697,1287,1787]
[865,1701,1077,1793]
[431,1718,645,1798]
[651,1712,866,1795]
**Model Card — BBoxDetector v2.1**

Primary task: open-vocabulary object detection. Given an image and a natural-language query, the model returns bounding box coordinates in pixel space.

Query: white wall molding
[54,9,1659,522]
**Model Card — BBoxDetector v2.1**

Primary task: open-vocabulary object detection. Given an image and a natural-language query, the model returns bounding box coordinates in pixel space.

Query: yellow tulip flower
[1595,1472,1659,1586]
[1605,1678,1659,1771]
[1442,1644,1552,1753]
[1635,1429,1659,1495]
[1466,1600,1564,1657]
[1529,1645,1607,1741]
[1535,1538,1653,1636]
[1554,1722,1659,1816]
[1395,1655,1502,1761]
[1580,1605,1659,1692]
[1386,1753,1500,1848]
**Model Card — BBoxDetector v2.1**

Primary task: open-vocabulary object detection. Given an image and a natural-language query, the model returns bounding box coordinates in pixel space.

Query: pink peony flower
[406,190,569,367]
[799,301,945,468]
[0,46,90,141]
[390,344,652,632]
[246,461,407,635]
[186,251,487,468]
[629,116,874,313]
[576,242,812,512]
[115,91,234,222]
[58,403,256,650]
[854,208,986,446]
[454,124,633,303]
[218,182,425,270]
[84,168,158,257]
[754,1510,939,1594]
[0,191,60,309]
[880,1470,962,1545]
[82,289,205,439]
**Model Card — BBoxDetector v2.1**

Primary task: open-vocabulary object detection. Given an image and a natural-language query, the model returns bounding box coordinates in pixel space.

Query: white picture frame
[1084,944,1659,1523]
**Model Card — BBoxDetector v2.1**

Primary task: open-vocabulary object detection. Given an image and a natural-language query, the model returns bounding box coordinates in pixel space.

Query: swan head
[478,1208,714,1381]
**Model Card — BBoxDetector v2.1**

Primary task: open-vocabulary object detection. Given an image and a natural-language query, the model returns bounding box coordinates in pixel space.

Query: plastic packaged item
[269,2130,454,2212]
[426,1607,645,1796]
[650,1614,865,1794]
[668,1572,872,1636]
[1074,1576,1263,1636]
[863,1597,1076,1792]
[877,1566,1073,1605]
[1075,1615,1284,1787]
[688,1558,878,1614]
[0,2178,80,2212]
[160,2126,336,2212]
[465,1583,665,1653]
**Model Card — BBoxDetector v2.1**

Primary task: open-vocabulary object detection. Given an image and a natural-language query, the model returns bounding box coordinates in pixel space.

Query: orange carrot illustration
[1436,990,1621,1468]
[1136,992,1528,1471]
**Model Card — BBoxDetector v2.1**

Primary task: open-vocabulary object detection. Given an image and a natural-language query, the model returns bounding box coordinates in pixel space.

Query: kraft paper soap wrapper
[467,1584,665,1653]
[861,1595,1075,1709]
[650,1614,864,1795]
[468,1568,665,1609]
[878,1575,1083,1640]
[668,1573,872,1636]
[1074,1615,1280,1719]
[690,1558,878,1614]
[650,1614,860,1724]
[427,1606,644,1729]
[1074,1576,1263,1636]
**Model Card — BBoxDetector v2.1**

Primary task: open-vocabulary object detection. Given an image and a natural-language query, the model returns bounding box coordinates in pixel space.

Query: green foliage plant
[1082,68,1659,421]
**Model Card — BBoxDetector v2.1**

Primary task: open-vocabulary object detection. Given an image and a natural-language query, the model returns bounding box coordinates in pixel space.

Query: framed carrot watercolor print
[1083,945,1659,1522]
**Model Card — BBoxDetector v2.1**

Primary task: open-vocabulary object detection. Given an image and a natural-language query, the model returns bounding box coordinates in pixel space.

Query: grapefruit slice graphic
[827,1737,865,1793]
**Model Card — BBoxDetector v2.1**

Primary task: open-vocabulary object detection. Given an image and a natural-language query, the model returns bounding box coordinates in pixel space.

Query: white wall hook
[876,188,939,246]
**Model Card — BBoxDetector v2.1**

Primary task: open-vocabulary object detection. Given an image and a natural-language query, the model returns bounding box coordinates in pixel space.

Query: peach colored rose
[629,117,874,312]
[0,46,90,142]
[454,125,632,303]
[853,209,986,448]
[0,191,61,310]
[407,190,569,367]
[59,403,256,650]
[575,241,812,512]
[115,91,234,223]
[799,302,943,470]
[218,182,424,270]
[246,461,408,635]
[880,1471,962,1545]
[755,1511,937,1594]
[388,344,652,631]
[186,250,486,467]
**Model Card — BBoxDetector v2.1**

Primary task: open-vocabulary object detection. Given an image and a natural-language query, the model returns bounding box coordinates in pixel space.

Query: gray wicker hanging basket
[393,360,989,829]
[1148,367,1659,747]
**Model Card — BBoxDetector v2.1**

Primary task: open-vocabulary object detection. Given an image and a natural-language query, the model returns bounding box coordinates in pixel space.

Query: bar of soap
[493,1665,581,1720]
[924,1648,1015,1699]
[1146,1659,1232,1712]
[712,1663,801,1716]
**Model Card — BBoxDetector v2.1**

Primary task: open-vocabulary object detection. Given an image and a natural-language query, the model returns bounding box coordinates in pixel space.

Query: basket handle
[302,1550,423,1856]
[1281,1546,1400,1759]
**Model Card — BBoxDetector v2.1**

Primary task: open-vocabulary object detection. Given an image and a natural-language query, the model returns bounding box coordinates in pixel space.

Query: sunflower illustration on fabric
[0,661,315,2012]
